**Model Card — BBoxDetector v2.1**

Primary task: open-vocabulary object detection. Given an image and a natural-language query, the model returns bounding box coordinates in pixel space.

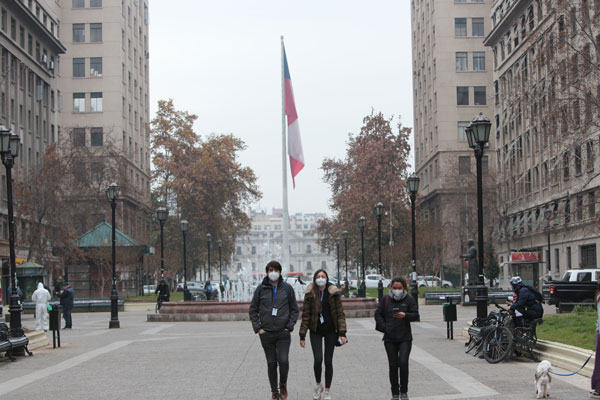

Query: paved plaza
[0,305,591,399]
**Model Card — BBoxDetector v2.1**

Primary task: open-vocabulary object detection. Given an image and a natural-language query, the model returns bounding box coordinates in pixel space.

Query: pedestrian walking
[31,282,51,331]
[590,277,600,398]
[249,261,299,400]
[58,282,74,329]
[299,269,347,400]
[205,280,213,301]
[375,277,419,400]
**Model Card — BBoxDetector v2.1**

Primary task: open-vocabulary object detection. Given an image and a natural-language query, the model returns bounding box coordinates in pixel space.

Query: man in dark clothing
[249,261,299,400]
[59,282,74,329]
[155,280,170,302]
[509,276,544,327]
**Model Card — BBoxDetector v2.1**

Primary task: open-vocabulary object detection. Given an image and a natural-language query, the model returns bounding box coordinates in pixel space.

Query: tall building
[485,0,600,287]
[58,0,151,243]
[410,0,496,270]
[233,209,339,279]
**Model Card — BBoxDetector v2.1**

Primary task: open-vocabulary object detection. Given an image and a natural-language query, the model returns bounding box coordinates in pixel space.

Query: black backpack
[524,285,545,304]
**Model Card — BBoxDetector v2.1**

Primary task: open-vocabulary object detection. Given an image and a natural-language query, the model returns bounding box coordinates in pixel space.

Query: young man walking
[249,261,299,400]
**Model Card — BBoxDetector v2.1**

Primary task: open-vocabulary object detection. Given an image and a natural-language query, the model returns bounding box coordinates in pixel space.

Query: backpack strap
[384,295,390,311]
[283,282,294,304]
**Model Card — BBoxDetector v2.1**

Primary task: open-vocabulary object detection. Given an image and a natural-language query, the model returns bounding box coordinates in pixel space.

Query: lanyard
[320,290,325,304]
[273,284,278,307]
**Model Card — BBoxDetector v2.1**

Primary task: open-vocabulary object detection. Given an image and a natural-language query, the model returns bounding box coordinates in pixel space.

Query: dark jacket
[59,287,74,308]
[375,294,419,342]
[299,283,347,340]
[249,277,299,333]
[155,283,170,298]
[510,285,543,313]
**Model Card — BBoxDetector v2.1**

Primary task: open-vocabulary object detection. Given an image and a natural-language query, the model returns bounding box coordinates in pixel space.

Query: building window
[457,86,469,105]
[581,244,597,268]
[73,58,85,77]
[474,86,486,105]
[589,192,596,218]
[73,0,85,8]
[90,127,103,146]
[251,246,256,255]
[455,18,467,36]
[456,52,468,71]
[90,0,102,7]
[458,121,469,140]
[459,156,471,174]
[73,92,85,112]
[90,23,102,42]
[306,244,312,253]
[306,261,312,271]
[73,23,85,42]
[73,128,85,146]
[90,57,102,76]
[321,261,327,268]
[473,52,485,71]
[236,246,241,255]
[472,18,484,36]
[90,92,103,112]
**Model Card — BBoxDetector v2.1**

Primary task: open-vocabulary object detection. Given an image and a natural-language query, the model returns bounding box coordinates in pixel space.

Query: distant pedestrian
[375,277,419,400]
[59,282,74,329]
[590,277,600,398]
[31,282,51,331]
[299,269,347,400]
[249,260,299,400]
[205,280,213,301]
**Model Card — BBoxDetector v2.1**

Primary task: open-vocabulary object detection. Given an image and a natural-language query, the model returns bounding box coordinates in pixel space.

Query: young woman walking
[299,269,347,400]
[375,277,419,400]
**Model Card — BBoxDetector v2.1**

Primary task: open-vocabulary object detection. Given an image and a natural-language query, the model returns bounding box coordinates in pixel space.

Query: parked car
[417,276,453,288]
[549,269,600,311]
[284,276,309,287]
[350,275,390,289]
[143,285,156,294]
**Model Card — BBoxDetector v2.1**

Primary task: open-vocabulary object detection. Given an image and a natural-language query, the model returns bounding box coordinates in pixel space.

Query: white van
[560,269,600,282]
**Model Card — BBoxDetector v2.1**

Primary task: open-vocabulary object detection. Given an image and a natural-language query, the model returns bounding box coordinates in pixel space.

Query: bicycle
[155,294,169,314]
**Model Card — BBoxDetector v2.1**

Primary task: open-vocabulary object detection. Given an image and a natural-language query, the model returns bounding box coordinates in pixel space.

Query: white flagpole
[281,36,290,272]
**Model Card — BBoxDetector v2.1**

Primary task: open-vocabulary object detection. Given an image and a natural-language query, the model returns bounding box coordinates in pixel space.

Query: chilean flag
[283,47,304,188]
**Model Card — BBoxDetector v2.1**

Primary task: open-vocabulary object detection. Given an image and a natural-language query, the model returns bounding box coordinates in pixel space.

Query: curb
[147,309,376,322]
[462,323,595,377]
[124,302,155,312]
[24,330,49,351]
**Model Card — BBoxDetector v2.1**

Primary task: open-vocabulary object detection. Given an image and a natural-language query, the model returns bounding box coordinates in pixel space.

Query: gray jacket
[249,277,298,333]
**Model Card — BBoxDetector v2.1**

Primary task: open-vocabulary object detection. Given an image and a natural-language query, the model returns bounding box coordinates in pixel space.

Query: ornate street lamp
[105,183,120,329]
[0,127,21,336]
[342,231,349,296]
[217,239,223,283]
[407,173,420,306]
[156,207,168,278]
[465,112,492,319]
[375,202,384,302]
[358,216,366,297]
[180,219,190,301]
[335,238,341,288]
[206,233,212,280]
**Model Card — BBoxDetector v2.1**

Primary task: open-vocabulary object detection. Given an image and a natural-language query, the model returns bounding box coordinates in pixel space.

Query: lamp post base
[475,284,489,319]
[183,288,192,301]
[377,280,384,303]
[109,289,120,329]
[358,282,366,298]
[9,294,24,356]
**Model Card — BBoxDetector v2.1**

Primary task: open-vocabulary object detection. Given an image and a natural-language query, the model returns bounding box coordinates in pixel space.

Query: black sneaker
[271,392,279,399]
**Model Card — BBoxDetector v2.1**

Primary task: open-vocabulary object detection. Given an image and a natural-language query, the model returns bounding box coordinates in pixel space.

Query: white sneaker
[313,384,323,400]
[322,391,331,400]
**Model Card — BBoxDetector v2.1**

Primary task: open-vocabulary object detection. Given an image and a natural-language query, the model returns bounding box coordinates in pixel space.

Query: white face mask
[268,271,280,282]
[391,289,407,301]
[315,277,327,287]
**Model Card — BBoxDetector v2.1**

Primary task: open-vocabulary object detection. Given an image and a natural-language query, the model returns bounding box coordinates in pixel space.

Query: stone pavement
[0,305,591,399]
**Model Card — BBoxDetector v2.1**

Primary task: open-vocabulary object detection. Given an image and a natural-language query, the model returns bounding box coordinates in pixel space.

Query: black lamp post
[375,202,384,302]
[342,231,349,295]
[206,233,212,280]
[465,112,492,319]
[156,207,168,279]
[217,239,222,283]
[407,174,420,305]
[0,127,21,334]
[180,219,190,301]
[335,238,341,288]
[106,183,120,329]
[358,216,366,297]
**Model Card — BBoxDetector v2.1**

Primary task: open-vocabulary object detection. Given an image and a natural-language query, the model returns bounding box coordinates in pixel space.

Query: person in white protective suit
[31,282,51,331]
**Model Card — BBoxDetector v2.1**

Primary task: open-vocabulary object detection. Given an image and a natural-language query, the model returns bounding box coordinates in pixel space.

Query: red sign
[509,251,541,262]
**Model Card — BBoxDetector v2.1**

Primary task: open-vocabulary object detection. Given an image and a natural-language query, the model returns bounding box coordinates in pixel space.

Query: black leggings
[259,330,291,393]
[384,340,412,395]
[310,331,337,388]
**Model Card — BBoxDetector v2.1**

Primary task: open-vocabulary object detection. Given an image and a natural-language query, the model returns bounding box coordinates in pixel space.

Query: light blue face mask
[391,289,407,301]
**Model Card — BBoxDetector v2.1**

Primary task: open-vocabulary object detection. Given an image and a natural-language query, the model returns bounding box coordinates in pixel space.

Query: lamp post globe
[375,202,384,302]
[180,219,190,301]
[156,207,167,279]
[407,174,420,307]
[105,183,120,329]
[358,216,366,298]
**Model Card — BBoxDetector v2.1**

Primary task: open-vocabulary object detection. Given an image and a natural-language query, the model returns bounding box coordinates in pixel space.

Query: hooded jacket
[32,282,51,304]
[249,276,299,333]
[375,293,419,342]
[299,282,347,340]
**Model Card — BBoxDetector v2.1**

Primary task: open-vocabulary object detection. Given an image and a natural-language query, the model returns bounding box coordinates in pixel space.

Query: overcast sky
[149,0,414,215]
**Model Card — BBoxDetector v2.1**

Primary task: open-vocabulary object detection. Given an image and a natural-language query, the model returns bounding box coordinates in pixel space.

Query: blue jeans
[63,306,72,328]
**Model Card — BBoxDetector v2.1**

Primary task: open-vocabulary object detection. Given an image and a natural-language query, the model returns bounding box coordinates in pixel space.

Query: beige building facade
[485,0,600,287]
[411,0,496,270]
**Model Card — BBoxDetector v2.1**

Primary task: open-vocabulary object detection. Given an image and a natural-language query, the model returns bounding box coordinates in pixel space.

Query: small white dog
[535,360,552,398]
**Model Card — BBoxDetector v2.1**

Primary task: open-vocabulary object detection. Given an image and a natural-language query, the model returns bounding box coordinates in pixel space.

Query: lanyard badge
[272,284,278,316]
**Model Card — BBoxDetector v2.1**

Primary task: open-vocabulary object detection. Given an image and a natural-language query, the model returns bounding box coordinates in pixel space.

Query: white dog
[535,360,552,398]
